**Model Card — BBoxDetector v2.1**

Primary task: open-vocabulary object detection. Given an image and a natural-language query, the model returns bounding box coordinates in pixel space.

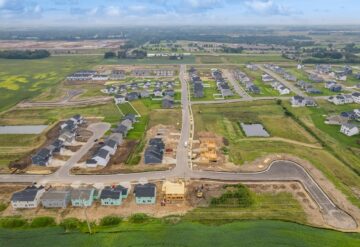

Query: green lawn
[0,220,358,247]
[0,56,102,113]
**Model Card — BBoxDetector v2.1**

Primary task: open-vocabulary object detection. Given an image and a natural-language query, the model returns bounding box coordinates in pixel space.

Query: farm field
[192,100,360,207]
[0,56,102,113]
[0,220,359,247]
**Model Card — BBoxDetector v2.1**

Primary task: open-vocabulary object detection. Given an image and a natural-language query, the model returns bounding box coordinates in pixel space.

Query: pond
[0,125,48,134]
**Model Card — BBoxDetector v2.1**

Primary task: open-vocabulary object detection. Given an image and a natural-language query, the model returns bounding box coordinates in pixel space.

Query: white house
[328,95,346,105]
[352,92,360,104]
[262,74,274,83]
[340,124,359,136]
[114,95,126,104]
[278,85,290,95]
[101,139,118,155]
[11,186,45,209]
[291,95,316,107]
[93,148,111,167]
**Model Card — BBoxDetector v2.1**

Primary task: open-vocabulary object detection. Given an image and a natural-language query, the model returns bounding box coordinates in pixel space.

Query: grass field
[0,56,102,113]
[192,100,360,207]
[184,192,307,224]
[196,54,293,64]
[101,56,196,65]
[193,100,317,144]
[0,220,359,247]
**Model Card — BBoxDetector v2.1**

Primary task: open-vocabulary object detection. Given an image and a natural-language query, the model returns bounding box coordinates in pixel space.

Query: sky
[0,0,359,27]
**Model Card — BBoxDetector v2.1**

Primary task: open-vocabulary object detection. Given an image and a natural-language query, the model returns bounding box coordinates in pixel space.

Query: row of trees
[0,49,50,59]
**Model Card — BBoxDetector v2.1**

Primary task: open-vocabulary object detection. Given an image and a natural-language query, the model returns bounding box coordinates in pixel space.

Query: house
[48,139,64,155]
[140,90,150,98]
[114,119,133,137]
[31,148,52,166]
[67,70,96,81]
[105,85,117,94]
[163,89,175,97]
[154,69,174,77]
[126,92,139,101]
[277,85,290,95]
[144,138,165,164]
[344,94,354,104]
[316,64,332,74]
[110,70,126,80]
[352,92,360,104]
[194,82,204,98]
[130,82,139,90]
[92,74,109,81]
[71,188,95,207]
[340,111,358,121]
[305,87,322,94]
[93,148,111,167]
[153,88,163,97]
[134,183,157,204]
[162,181,185,203]
[291,95,317,107]
[41,190,71,209]
[218,83,233,97]
[246,64,258,71]
[284,73,297,82]
[328,95,343,105]
[247,84,260,94]
[114,94,126,104]
[58,131,75,145]
[261,74,274,83]
[119,85,127,92]
[100,185,128,206]
[340,124,359,136]
[162,96,174,109]
[132,69,150,77]
[329,84,342,92]
[11,185,45,209]
[123,114,137,123]
[308,74,323,83]
[102,139,118,155]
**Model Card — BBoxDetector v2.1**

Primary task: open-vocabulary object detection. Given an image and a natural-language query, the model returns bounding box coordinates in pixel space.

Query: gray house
[194,82,204,98]
[126,92,139,101]
[162,96,174,109]
[41,190,71,208]
[144,138,165,164]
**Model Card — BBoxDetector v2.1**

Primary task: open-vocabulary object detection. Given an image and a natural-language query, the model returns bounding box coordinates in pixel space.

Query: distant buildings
[291,95,317,107]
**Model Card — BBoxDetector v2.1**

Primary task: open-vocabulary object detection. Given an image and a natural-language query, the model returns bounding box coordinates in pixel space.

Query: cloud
[105,6,121,16]
[245,0,297,16]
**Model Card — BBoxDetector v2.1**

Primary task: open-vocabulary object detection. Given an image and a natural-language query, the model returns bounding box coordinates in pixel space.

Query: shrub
[0,217,28,228]
[211,184,254,208]
[30,216,56,228]
[0,202,8,212]
[99,216,123,226]
[129,213,149,224]
[60,218,82,231]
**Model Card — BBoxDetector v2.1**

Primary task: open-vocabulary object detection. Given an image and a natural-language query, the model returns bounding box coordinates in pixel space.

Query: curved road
[0,64,357,230]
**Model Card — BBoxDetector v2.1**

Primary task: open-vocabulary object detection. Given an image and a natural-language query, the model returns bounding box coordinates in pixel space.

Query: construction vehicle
[195,185,204,198]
